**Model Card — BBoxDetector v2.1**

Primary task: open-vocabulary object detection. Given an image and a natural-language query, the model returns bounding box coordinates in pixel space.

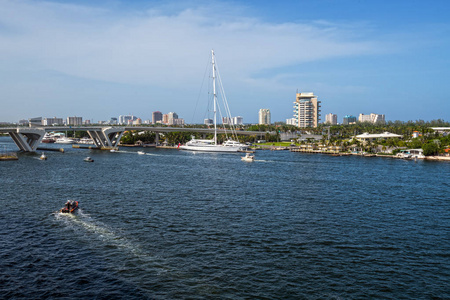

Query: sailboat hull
[179,144,243,152]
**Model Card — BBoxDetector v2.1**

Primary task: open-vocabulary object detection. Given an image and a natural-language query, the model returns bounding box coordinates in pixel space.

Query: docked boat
[41,133,56,143]
[179,50,247,153]
[40,153,47,160]
[60,200,79,214]
[78,137,95,145]
[84,157,94,162]
[241,153,255,162]
[55,137,76,144]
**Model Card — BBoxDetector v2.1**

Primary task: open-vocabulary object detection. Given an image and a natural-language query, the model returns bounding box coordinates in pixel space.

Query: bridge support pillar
[87,127,125,149]
[155,132,159,145]
[8,128,45,152]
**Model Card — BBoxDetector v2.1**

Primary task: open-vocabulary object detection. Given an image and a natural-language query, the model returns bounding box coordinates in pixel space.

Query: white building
[358,113,385,124]
[293,92,321,128]
[259,109,271,125]
[204,118,213,125]
[167,112,178,125]
[325,113,337,125]
[119,115,137,125]
[232,116,243,125]
[355,132,402,143]
[222,117,232,125]
[286,118,297,126]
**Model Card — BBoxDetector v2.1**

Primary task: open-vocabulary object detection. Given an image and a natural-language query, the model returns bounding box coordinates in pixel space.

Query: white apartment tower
[325,113,337,125]
[293,92,321,128]
[259,109,271,125]
[358,113,385,124]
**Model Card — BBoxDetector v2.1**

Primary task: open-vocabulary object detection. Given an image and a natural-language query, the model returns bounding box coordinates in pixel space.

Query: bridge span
[0,126,266,152]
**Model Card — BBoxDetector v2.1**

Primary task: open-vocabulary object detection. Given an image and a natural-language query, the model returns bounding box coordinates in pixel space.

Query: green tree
[423,142,439,156]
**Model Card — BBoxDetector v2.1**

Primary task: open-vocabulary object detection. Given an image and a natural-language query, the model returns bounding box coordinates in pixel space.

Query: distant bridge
[0,126,266,152]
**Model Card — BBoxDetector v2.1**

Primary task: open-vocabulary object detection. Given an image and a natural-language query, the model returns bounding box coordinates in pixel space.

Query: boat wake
[54,210,169,274]
[113,150,163,157]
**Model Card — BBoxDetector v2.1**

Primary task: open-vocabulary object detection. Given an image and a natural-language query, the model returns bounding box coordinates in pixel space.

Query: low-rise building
[355,132,402,143]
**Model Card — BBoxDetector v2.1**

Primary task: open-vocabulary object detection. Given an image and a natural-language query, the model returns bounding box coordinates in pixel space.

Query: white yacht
[55,137,76,144]
[241,153,255,162]
[179,50,246,153]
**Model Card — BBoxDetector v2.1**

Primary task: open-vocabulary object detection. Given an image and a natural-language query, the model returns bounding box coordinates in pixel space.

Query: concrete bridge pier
[87,127,125,149]
[8,128,45,152]
[155,132,159,145]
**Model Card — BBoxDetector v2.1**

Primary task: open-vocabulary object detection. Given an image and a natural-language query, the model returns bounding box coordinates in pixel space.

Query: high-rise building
[167,112,179,125]
[259,109,271,125]
[358,113,385,124]
[162,114,169,124]
[204,118,213,125]
[232,116,243,125]
[152,111,162,124]
[43,117,63,126]
[28,117,43,127]
[119,115,136,125]
[222,117,232,125]
[293,92,321,128]
[325,113,337,125]
[343,115,357,125]
[66,116,82,126]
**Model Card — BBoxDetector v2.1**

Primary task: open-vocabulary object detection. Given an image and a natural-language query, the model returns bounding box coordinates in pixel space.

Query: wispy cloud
[0,0,382,87]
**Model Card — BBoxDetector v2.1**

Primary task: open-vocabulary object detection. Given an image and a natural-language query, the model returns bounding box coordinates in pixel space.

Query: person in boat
[65,200,71,211]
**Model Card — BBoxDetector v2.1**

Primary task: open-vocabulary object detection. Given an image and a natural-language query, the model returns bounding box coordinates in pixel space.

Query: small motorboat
[241,153,255,162]
[110,149,117,153]
[84,157,94,162]
[60,200,79,214]
[40,153,47,160]
[137,151,145,155]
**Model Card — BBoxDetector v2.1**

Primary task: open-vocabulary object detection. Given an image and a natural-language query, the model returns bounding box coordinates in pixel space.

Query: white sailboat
[180,50,247,153]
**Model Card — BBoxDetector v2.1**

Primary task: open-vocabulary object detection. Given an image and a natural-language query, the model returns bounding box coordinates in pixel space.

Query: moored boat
[179,50,247,153]
[55,137,76,144]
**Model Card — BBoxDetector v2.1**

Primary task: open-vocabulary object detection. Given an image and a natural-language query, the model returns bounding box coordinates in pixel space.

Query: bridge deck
[0,126,267,136]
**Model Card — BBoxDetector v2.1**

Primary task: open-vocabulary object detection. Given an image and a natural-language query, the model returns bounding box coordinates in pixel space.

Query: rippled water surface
[1,137,449,299]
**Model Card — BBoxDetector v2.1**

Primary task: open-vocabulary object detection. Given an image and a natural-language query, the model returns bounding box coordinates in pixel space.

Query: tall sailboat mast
[212,49,217,145]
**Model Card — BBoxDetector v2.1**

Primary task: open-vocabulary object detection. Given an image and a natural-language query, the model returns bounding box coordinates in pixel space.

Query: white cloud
[0,0,399,122]
[0,0,381,86]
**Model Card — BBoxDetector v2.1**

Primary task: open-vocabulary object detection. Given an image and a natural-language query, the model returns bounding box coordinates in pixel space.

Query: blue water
[1,136,449,299]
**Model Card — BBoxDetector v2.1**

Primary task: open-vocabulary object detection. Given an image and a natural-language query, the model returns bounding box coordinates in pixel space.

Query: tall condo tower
[293,92,321,128]
[259,109,271,125]
[325,113,337,125]
[152,111,162,124]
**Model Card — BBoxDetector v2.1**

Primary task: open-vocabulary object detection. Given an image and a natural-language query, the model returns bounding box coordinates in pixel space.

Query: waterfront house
[355,132,402,144]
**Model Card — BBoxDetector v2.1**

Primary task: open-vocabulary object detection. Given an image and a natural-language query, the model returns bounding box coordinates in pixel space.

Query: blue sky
[0,0,449,124]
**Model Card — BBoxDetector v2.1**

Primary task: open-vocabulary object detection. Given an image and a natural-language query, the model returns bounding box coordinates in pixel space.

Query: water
[1,136,449,299]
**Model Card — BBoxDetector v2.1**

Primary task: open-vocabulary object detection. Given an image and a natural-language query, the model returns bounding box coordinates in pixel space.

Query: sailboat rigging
[179,50,247,153]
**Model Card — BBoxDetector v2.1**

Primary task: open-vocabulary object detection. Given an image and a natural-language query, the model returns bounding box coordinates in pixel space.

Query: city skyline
[0,0,449,123]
